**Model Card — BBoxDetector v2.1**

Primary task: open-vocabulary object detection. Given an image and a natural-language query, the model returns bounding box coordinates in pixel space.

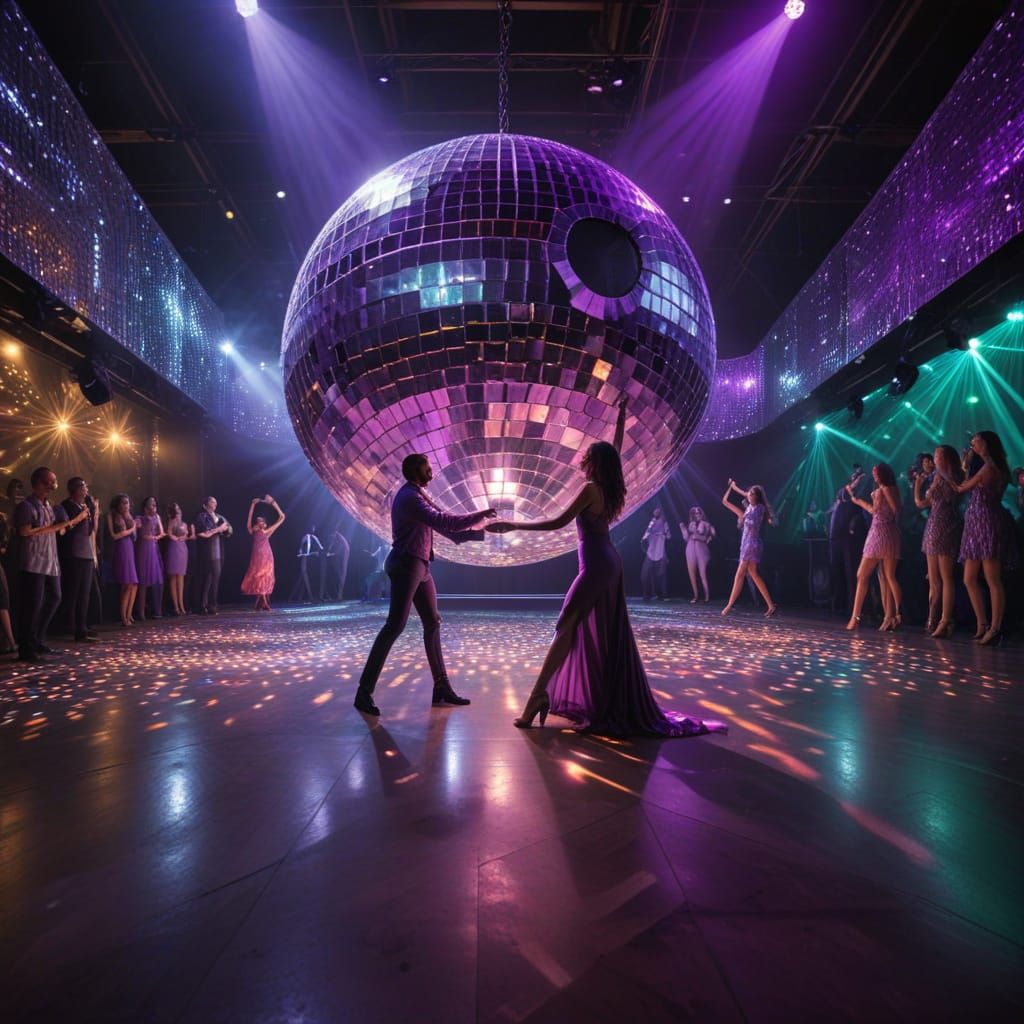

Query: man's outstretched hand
[486,521,514,534]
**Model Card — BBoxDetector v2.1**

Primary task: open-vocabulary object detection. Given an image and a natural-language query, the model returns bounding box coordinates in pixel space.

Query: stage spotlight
[607,58,630,89]
[967,395,980,404]
[968,337,980,350]
[235,0,259,17]
[2,341,20,359]
[585,70,604,94]
[75,358,112,406]
[220,340,234,354]
[275,190,286,199]
[814,421,824,431]
[784,0,806,18]
[723,197,733,205]
[57,419,69,431]
[225,209,235,220]
[1008,309,1024,322]
[681,195,691,203]
[888,359,919,396]
[108,431,121,445]
[377,72,390,84]
[847,396,864,421]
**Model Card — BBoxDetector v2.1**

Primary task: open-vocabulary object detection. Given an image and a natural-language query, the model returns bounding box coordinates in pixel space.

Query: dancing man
[353,454,496,716]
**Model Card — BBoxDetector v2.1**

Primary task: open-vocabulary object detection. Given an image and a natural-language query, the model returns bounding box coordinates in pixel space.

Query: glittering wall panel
[284,134,715,566]
[701,4,1024,441]
[0,3,287,438]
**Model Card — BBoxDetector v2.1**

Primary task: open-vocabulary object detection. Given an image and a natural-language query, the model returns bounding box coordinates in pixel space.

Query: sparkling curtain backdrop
[0,2,288,440]
[701,3,1024,441]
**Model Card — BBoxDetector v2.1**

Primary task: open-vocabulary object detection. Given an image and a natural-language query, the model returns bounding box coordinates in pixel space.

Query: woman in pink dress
[845,462,903,631]
[241,495,286,610]
[486,398,725,739]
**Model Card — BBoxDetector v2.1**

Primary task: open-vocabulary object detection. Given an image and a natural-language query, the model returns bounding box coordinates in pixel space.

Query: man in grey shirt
[15,467,86,661]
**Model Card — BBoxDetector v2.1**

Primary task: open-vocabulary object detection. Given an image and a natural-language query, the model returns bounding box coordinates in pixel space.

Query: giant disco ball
[283,134,715,566]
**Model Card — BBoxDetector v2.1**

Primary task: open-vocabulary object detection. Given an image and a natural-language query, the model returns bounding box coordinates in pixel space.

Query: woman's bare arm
[488,484,595,533]
[613,397,627,453]
[913,474,930,509]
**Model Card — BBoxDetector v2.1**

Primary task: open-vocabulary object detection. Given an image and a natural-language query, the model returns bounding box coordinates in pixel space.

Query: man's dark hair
[402,453,428,482]
[6,478,23,498]
[67,476,86,493]
[30,466,53,487]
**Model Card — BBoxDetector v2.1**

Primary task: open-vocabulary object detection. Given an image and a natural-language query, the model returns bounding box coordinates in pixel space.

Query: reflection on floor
[2,602,1022,1022]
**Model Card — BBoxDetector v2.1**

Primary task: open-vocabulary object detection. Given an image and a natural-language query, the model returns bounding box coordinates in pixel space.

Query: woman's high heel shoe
[930,620,954,639]
[844,616,860,631]
[514,693,550,729]
[978,628,1004,647]
[878,617,893,632]
[973,623,990,641]
[886,613,902,632]
[764,605,779,618]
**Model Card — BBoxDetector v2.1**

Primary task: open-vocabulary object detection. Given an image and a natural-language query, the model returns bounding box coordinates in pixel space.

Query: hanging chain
[497,0,512,134]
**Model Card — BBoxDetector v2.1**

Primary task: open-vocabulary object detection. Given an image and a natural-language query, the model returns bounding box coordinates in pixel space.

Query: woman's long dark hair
[935,445,965,484]
[140,495,158,515]
[874,462,897,487]
[747,485,776,526]
[110,493,130,524]
[975,430,1011,479]
[582,441,626,522]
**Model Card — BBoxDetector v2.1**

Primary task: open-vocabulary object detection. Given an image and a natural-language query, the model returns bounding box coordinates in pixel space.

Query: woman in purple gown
[134,496,166,621]
[941,430,1017,646]
[241,495,286,610]
[164,502,192,616]
[486,398,726,738]
[107,494,138,626]
[913,445,963,637]
[720,481,778,617]
[845,462,902,631]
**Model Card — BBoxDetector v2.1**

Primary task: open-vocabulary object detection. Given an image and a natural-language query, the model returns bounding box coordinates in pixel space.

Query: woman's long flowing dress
[241,529,275,596]
[546,509,727,738]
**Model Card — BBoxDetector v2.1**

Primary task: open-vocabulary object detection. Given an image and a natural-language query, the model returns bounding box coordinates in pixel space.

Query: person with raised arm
[720,479,778,617]
[241,495,286,611]
[938,430,1017,646]
[844,463,903,631]
[487,397,725,739]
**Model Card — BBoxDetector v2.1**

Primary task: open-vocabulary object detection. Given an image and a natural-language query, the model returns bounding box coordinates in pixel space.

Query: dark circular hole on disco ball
[566,218,642,298]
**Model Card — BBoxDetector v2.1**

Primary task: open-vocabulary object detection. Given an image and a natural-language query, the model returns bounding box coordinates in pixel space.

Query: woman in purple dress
[845,462,902,631]
[942,430,1017,646]
[720,481,778,617]
[486,398,725,738]
[107,494,138,626]
[241,495,286,610]
[164,502,192,616]
[134,496,166,621]
[914,445,963,637]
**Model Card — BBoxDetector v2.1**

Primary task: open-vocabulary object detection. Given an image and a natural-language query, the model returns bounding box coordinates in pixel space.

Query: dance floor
[2,602,1022,1022]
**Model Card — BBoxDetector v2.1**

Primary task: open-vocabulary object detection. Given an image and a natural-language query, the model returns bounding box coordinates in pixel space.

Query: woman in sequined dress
[680,506,715,603]
[164,502,193,616]
[720,480,778,617]
[914,445,963,638]
[134,496,166,621]
[108,494,138,626]
[942,431,1017,646]
[845,463,902,631]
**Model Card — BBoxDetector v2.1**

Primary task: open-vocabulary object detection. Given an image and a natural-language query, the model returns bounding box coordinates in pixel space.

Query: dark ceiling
[23,0,1012,364]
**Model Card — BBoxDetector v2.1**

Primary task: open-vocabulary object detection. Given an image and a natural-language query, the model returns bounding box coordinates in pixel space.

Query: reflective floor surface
[2,602,1022,1022]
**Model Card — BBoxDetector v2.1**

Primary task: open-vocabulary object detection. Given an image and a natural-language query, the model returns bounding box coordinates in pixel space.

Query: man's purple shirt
[390,482,487,563]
